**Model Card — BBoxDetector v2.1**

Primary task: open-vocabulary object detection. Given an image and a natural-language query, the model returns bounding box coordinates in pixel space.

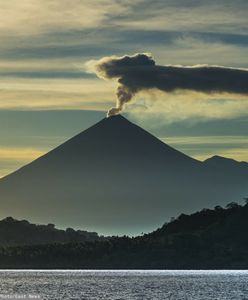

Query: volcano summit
[0,115,247,235]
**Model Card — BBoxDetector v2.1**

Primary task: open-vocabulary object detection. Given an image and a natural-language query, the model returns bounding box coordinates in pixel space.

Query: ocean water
[0,270,248,299]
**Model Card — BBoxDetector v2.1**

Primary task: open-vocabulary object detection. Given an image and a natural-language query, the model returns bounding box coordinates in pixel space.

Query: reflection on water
[0,270,248,299]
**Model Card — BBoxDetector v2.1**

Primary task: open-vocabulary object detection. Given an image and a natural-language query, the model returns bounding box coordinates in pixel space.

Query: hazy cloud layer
[161,135,248,162]
[0,1,247,36]
[127,92,248,125]
[0,78,116,110]
[0,146,46,178]
[0,0,132,35]
[115,0,248,34]
[87,53,248,116]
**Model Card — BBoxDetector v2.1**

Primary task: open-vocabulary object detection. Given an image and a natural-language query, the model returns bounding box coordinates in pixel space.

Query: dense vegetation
[1,200,248,269]
[0,217,104,247]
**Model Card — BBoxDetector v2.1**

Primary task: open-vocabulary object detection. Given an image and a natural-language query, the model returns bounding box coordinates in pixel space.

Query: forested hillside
[0,200,248,269]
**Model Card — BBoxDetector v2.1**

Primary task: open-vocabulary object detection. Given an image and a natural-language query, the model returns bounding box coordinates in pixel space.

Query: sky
[0,0,247,177]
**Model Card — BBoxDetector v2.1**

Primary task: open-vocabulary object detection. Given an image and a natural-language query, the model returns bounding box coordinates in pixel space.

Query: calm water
[0,270,248,299]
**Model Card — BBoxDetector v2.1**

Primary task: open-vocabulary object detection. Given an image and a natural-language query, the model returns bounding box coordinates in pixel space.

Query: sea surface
[0,270,248,299]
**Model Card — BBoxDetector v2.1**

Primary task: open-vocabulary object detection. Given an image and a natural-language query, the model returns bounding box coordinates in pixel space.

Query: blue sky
[0,0,247,176]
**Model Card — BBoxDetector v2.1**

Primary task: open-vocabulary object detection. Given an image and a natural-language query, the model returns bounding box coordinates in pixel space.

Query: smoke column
[86,53,248,117]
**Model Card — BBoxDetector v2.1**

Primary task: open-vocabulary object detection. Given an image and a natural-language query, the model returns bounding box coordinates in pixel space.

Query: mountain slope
[0,115,247,235]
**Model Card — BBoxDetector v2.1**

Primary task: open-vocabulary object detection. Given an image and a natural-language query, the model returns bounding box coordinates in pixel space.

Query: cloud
[0,1,247,119]
[0,0,247,38]
[0,78,115,110]
[162,135,248,146]
[0,146,44,161]
[0,0,131,36]
[87,53,248,116]
[127,91,248,123]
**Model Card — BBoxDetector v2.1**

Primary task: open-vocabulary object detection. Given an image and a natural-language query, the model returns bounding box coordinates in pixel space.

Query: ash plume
[86,53,248,117]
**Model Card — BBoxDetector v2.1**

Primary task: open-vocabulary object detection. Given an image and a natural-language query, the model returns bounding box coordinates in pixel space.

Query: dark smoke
[87,53,248,116]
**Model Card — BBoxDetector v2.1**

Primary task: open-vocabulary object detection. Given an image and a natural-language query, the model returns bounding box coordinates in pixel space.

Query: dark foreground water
[0,270,248,299]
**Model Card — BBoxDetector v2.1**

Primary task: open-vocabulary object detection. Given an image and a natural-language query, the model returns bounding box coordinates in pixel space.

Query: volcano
[0,115,247,235]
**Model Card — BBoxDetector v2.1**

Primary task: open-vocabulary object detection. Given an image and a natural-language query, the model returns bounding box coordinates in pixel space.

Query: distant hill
[0,217,103,247]
[0,115,247,235]
[1,200,248,269]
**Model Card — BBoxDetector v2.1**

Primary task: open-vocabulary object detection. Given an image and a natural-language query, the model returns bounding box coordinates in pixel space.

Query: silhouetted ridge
[205,155,248,165]
[0,216,103,247]
[204,155,248,171]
